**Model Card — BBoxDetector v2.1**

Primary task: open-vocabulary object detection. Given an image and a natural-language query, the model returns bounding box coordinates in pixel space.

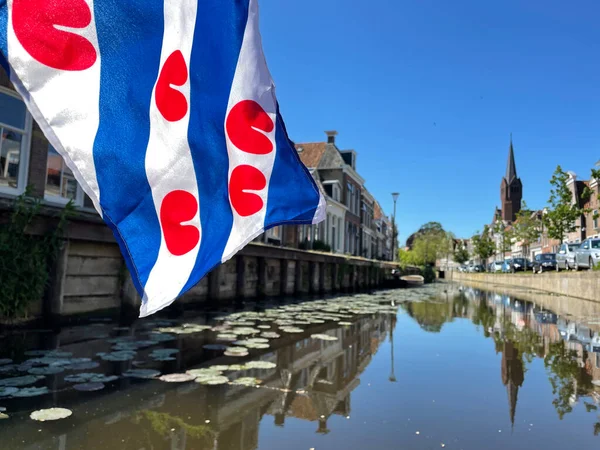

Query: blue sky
[259,0,600,244]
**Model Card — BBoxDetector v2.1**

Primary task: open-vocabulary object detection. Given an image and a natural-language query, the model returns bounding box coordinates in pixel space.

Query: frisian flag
[0,0,325,316]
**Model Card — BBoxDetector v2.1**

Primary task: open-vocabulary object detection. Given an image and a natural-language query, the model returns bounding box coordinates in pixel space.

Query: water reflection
[404,286,600,435]
[2,285,600,449]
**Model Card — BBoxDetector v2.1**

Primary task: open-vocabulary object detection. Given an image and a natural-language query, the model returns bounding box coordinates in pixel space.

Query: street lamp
[391,193,399,261]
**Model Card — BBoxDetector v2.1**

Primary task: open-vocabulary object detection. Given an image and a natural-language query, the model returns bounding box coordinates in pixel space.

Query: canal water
[1,283,600,449]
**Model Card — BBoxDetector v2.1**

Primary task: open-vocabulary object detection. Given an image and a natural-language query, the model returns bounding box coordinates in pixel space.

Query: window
[594,210,598,229]
[0,88,31,193]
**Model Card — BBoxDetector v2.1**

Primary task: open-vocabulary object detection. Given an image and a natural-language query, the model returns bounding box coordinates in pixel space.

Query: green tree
[454,244,470,265]
[544,165,585,243]
[493,220,513,258]
[472,226,495,265]
[512,201,541,258]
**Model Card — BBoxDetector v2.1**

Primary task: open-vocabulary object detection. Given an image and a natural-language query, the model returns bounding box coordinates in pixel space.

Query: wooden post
[279,259,289,296]
[294,260,302,296]
[236,255,246,300]
[331,264,339,293]
[208,265,222,303]
[43,240,69,323]
[318,262,326,294]
[257,257,267,299]
[308,262,316,294]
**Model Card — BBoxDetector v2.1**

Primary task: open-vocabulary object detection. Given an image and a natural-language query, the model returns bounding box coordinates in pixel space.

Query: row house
[293,131,393,260]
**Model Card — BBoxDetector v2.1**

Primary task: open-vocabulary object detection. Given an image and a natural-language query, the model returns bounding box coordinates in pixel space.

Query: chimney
[325,130,338,144]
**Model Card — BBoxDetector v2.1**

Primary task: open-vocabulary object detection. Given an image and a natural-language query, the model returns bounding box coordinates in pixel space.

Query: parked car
[556,243,580,270]
[491,261,503,272]
[511,257,530,272]
[473,264,485,273]
[532,253,557,273]
[501,259,513,273]
[574,238,600,270]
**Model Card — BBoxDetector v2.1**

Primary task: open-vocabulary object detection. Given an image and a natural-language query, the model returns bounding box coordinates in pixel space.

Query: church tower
[500,136,522,222]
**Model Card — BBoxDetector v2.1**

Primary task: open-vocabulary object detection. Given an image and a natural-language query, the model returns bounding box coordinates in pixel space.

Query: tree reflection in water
[403,286,600,435]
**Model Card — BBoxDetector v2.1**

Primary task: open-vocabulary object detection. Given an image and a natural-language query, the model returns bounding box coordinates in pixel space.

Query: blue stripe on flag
[0,3,7,72]
[181,0,250,294]
[265,107,321,226]
[92,0,164,295]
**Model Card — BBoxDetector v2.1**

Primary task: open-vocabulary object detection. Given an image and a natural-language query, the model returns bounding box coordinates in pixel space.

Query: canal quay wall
[450,271,600,305]
[4,204,398,322]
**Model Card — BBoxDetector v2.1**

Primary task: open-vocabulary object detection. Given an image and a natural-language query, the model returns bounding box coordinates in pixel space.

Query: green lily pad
[30,408,72,421]
[311,334,338,341]
[12,387,49,397]
[261,332,280,339]
[0,359,13,366]
[217,334,238,342]
[186,368,224,378]
[28,366,65,376]
[99,351,136,361]
[64,373,118,383]
[245,361,276,370]
[0,387,18,397]
[73,382,105,392]
[231,377,262,387]
[159,373,195,383]
[0,375,44,387]
[67,361,100,371]
[245,343,270,349]
[196,375,229,385]
[280,327,303,334]
[0,412,8,419]
[123,369,160,379]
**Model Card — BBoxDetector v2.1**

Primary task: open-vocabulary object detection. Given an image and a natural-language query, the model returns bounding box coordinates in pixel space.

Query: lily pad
[28,366,65,376]
[123,369,160,379]
[216,334,238,342]
[67,361,100,371]
[245,361,276,370]
[245,343,270,349]
[73,382,105,392]
[147,333,177,343]
[30,408,72,421]
[280,327,303,334]
[0,412,8,419]
[159,373,195,383]
[222,364,248,372]
[339,321,353,326]
[99,351,136,362]
[261,332,280,339]
[12,387,50,397]
[186,368,224,377]
[257,325,271,330]
[231,377,262,387]
[196,375,229,385]
[0,359,13,366]
[0,375,44,387]
[232,328,260,336]
[64,373,118,383]
[0,387,18,397]
[0,365,17,374]
[311,334,338,341]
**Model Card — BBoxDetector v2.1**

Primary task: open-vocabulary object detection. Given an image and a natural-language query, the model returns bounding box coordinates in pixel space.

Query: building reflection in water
[403,286,600,435]
[2,313,394,450]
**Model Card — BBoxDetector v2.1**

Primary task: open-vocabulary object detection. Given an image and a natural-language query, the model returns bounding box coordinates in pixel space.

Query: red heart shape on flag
[12,0,97,71]
[226,100,274,155]
[155,50,189,122]
[160,190,200,256]
[229,165,267,217]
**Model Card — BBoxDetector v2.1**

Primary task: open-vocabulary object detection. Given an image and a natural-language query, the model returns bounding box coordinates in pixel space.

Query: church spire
[505,134,517,183]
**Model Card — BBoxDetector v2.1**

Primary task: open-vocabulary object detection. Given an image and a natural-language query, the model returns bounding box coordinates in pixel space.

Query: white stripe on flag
[140,0,201,317]
[222,0,277,261]
[6,0,102,211]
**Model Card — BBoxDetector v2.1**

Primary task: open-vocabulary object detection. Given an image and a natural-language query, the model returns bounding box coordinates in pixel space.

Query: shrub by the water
[423,265,436,284]
[0,189,72,320]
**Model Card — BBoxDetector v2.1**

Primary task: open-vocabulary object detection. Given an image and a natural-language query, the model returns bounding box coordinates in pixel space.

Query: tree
[454,243,470,265]
[512,201,541,258]
[472,226,495,265]
[544,165,585,243]
[492,220,513,258]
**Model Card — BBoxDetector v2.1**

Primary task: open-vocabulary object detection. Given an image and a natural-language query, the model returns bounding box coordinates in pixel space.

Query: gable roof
[374,201,383,220]
[295,142,326,168]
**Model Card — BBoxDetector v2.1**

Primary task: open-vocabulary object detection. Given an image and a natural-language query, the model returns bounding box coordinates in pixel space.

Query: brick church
[494,137,522,224]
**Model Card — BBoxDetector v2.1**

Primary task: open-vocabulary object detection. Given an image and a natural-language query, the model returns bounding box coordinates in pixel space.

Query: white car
[491,261,503,272]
